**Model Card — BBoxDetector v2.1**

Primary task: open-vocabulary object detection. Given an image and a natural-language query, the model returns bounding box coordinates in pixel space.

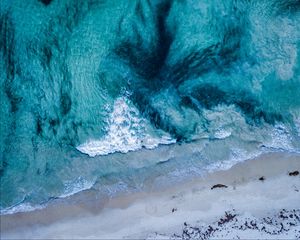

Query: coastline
[1,151,300,239]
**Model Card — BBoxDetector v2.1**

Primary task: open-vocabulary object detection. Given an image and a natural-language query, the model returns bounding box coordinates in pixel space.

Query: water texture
[1,0,300,213]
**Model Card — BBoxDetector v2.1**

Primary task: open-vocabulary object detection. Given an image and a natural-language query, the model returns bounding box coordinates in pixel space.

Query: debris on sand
[211,184,228,190]
[259,176,265,181]
[289,171,299,176]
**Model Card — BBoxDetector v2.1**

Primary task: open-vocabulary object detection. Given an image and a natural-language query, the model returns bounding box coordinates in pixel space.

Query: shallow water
[1,0,300,213]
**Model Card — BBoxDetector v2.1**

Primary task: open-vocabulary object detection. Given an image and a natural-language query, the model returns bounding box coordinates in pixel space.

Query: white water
[77,97,176,157]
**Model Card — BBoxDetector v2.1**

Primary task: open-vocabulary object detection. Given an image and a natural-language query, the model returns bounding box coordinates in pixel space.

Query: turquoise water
[1,0,300,213]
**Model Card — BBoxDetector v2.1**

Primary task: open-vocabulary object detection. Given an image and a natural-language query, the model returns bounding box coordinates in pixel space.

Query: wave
[77,97,175,157]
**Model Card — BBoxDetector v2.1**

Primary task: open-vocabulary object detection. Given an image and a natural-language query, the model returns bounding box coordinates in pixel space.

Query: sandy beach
[1,151,300,239]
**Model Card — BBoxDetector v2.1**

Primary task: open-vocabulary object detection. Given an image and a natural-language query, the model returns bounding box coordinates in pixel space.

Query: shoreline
[1,151,300,239]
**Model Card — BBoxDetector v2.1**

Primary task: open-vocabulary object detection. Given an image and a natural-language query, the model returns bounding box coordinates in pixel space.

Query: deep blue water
[1,0,300,214]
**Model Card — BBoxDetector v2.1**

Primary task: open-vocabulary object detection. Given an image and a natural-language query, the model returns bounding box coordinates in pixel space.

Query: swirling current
[1,0,300,213]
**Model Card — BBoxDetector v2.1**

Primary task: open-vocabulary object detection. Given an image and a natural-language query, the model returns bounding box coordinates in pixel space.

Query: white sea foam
[205,150,256,173]
[0,202,45,215]
[268,124,294,150]
[60,177,96,198]
[0,178,96,215]
[204,124,297,174]
[77,97,176,157]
